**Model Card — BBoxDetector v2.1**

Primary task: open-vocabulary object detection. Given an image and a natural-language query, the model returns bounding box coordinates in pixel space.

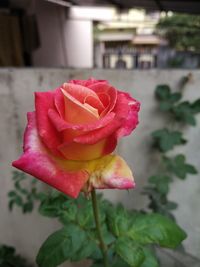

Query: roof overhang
[132,35,167,45]
[53,0,200,15]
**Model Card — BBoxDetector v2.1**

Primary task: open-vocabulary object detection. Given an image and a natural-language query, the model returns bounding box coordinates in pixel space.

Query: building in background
[94,9,166,69]
[0,0,199,69]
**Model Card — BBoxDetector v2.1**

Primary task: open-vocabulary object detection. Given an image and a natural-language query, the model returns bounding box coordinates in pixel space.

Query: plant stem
[91,189,109,267]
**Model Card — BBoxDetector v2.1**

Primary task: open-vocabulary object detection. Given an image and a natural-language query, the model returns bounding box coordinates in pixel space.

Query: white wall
[68,6,116,21]
[32,1,94,68]
[0,69,200,266]
[64,20,93,68]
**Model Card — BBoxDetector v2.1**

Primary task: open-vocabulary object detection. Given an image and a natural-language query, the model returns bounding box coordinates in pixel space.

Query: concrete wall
[0,69,200,266]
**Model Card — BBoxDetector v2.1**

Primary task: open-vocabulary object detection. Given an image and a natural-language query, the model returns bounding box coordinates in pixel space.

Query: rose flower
[12,78,140,198]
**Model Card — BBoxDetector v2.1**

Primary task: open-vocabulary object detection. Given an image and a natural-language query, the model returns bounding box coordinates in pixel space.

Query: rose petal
[58,139,107,161]
[74,119,121,145]
[69,78,108,87]
[58,132,117,161]
[83,103,99,118]
[116,106,139,138]
[73,92,140,152]
[54,88,65,118]
[86,155,135,190]
[114,93,140,138]
[62,83,105,113]
[35,89,63,157]
[84,95,105,114]
[88,82,117,116]
[118,90,140,112]
[61,89,100,124]
[12,112,89,198]
[62,82,98,103]
[98,93,110,109]
[103,134,118,156]
[48,109,115,132]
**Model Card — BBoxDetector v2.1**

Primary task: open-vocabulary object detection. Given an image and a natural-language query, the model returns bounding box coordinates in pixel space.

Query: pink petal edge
[35,90,63,157]
[48,109,116,132]
[12,112,89,198]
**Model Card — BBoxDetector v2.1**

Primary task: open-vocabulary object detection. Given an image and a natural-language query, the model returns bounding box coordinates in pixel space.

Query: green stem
[91,189,109,267]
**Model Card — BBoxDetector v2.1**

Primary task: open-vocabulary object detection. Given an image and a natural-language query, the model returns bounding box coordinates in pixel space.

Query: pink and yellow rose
[12,78,140,198]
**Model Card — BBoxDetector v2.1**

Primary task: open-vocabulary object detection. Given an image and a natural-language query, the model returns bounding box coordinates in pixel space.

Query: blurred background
[1,0,200,69]
[0,1,200,267]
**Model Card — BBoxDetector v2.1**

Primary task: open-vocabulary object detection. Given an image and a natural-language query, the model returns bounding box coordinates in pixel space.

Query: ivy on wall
[144,74,200,219]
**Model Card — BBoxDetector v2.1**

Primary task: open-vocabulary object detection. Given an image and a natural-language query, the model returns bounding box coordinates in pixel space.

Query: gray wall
[0,69,200,266]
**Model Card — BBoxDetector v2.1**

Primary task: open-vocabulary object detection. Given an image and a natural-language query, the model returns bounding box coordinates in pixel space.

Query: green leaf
[23,202,34,213]
[140,248,159,267]
[111,256,130,267]
[107,205,130,237]
[170,92,182,103]
[14,195,23,206]
[36,225,86,267]
[97,225,116,246]
[160,93,182,111]
[8,191,17,197]
[90,247,102,261]
[39,193,68,218]
[59,204,77,224]
[155,85,171,100]
[155,85,181,111]
[115,237,145,267]
[164,154,198,179]
[34,192,47,201]
[152,129,187,152]
[12,171,26,181]
[90,264,103,267]
[8,170,45,214]
[128,213,186,248]
[14,180,28,195]
[159,101,173,111]
[0,244,32,267]
[76,201,95,228]
[148,175,172,195]
[191,99,200,114]
[165,201,178,211]
[71,239,97,262]
[144,187,178,217]
[173,101,196,125]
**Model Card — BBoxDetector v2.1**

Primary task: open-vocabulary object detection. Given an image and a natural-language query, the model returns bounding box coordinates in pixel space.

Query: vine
[144,74,200,219]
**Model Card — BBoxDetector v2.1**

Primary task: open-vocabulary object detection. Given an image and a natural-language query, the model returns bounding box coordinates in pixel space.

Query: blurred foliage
[163,154,198,179]
[0,245,32,267]
[8,174,186,267]
[152,129,186,152]
[8,171,45,213]
[144,74,200,219]
[167,57,184,68]
[157,14,200,51]
[155,83,200,125]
